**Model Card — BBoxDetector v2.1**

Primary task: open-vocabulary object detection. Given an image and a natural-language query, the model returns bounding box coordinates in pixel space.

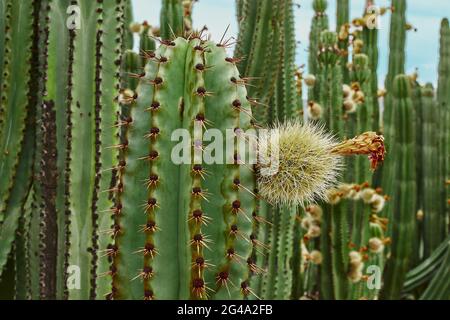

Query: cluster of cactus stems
[0,0,449,301]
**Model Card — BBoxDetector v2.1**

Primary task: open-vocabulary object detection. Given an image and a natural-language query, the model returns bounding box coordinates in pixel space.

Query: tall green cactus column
[110,37,257,300]
[419,84,442,263]
[0,0,36,276]
[381,75,416,300]
[315,31,348,300]
[235,0,286,123]
[361,0,380,131]
[379,0,407,225]
[336,0,349,83]
[308,0,329,102]
[436,18,450,258]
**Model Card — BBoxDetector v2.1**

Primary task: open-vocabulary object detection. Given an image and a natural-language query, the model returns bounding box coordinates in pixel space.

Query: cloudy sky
[132,0,450,88]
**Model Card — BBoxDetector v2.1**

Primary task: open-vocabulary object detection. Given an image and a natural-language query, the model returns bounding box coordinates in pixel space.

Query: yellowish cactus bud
[368,237,385,253]
[309,250,323,265]
[307,101,323,120]
[129,22,144,34]
[304,74,316,87]
[343,98,357,113]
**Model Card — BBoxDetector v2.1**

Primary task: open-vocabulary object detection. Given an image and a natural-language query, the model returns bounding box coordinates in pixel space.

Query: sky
[132,0,450,88]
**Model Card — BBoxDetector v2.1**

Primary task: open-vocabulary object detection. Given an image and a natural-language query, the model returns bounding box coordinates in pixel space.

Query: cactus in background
[361,0,381,131]
[418,84,443,262]
[160,0,183,39]
[160,0,195,39]
[336,0,349,83]
[379,0,407,229]
[0,0,36,277]
[436,18,450,258]
[380,75,417,300]
[235,0,287,123]
[308,0,329,102]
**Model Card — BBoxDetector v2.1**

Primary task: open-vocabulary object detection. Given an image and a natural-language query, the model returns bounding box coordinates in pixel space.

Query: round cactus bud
[360,188,376,204]
[307,225,321,238]
[304,74,316,87]
[307,204,323,221]
[309,250,323,265]
[119,89,136,105]
[368,237,385,253]
[342,84,352,98]
[129,22,144,34]
[301,216,313,231]
[257,121,342,206]
[416,209,424,221]
[307,101,323,120]
[349,251,363,264]
[370,194,386,213]
[343,98,357,113]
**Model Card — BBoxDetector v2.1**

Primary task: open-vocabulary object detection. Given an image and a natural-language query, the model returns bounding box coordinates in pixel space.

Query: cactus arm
[235,0,284,123]
[150,39,192,300]
[436,19,450,257]
[336,0,349,83]
[112,45,168,299]
[278,0,297,119]
[41,0,72,299]
[420,84,444,261]
[0,111,35,276]
[123,0,134,50]
[94,0,125,299]
[381,75,416,300]
[319,206,334,300]
[66,0,103,299]
[0,0,34,221]
[160,0,183,39]
[290,212,304,299]
[308,0,329,102]
[361,1,380,131]
[274,206,295,300]
[330,203,349,300]
[202,43,254,300]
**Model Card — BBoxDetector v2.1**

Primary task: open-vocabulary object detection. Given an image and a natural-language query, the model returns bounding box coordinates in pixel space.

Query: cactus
[436,18,450,258]
[0,0,37,275]
[380,75,417,300]
[361,0,381,131]
[336,0,349,83]
[235,0,287,123]
[307,0,329,102]
[160,0,195,39]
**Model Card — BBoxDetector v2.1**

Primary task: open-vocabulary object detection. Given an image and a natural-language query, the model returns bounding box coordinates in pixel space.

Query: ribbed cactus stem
[160,0,184,39]
[437,18,450,258]
[362,0,380,131]
[420,83,444,261]
[336,0,349,83]
[382,0,406,135]
[111,37,256,300]
[0,0,36,275]
[308,0,329,102]
[381,75,416,300]
[235,0,286,124]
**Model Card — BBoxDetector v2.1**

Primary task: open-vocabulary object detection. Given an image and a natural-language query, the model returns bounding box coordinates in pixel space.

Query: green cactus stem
[380,75,416,300]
